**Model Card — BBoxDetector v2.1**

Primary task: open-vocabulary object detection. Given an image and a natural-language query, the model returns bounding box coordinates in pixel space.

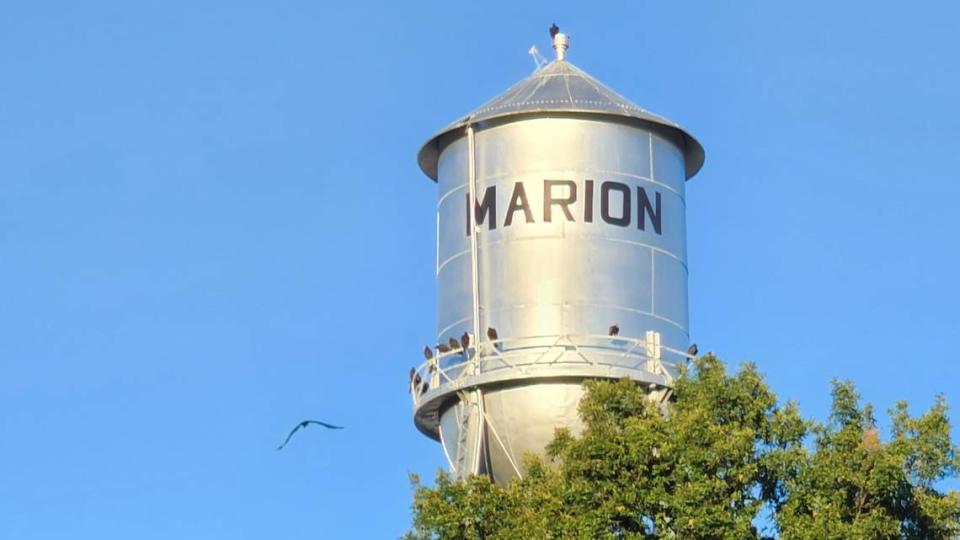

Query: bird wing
[304,420,345,430]
[276,423,305,450]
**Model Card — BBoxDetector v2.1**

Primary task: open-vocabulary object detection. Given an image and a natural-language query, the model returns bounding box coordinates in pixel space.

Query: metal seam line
[438,236,688,274]
[651,246,656,314]
[436,303,689,338]
[434,161,684,203]
[435,207,440,276]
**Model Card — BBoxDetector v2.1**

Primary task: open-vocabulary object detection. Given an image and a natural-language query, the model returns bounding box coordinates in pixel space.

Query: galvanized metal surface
[437,117,689,353]
[417,59,705,181]
[412,333,681,434]
[423,121,690,483]
[413,50,703,484]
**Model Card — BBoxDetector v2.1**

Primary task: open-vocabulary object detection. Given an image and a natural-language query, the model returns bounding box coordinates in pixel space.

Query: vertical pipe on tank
[466,124,482,357]
[465,123,484,476]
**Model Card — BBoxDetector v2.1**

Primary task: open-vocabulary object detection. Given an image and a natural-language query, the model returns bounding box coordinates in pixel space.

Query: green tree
[406,355,960,539]
[776,382,960,539]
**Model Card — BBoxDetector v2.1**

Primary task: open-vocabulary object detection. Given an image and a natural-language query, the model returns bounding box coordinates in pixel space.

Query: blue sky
[2,1,958,538]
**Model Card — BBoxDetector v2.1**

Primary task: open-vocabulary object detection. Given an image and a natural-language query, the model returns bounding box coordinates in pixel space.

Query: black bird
[448,337,461,351]
[409,366,426,394]
[276,420,344,450]
[608,324,620,337]
[549,23,560,38]
[408,366,422,393]
[460,332,470,350]
[437,343,451,354]
[423,346,434,361]
[487,327,499,342]
[687,343,698,357]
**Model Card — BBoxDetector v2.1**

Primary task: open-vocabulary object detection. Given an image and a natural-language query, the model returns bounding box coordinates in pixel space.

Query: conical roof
[417,59,705,181]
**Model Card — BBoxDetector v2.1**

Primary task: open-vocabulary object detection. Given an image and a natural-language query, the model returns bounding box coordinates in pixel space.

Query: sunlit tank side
[412,32,704,484]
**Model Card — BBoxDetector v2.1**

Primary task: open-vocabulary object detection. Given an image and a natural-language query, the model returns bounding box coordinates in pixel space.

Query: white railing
[409,332,693,409]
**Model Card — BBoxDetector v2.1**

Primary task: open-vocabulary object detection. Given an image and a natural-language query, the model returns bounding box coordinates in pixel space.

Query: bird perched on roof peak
[549,23,560,38]
[608,324,620,337]
[687,343,698,356]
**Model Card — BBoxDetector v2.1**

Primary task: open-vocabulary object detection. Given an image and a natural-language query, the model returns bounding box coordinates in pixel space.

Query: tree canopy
[406,355,960,539]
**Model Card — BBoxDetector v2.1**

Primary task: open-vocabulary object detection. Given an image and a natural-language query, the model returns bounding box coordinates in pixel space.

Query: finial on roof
[550,24,569,61]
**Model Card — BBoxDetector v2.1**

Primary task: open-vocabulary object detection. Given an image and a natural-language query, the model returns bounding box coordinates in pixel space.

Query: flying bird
[460,332,470,350]
[487,327,499,342]
[423,346,434,361]
[549,23,560,38]
[687,343,698,357]
[276,420,344,450]
[608,324,620,337]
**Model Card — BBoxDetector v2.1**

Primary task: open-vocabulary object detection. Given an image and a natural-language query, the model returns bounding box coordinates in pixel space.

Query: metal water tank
[411,31,704,485]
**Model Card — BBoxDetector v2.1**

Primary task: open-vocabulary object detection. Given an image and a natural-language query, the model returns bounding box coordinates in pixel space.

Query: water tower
[411,29,704,485]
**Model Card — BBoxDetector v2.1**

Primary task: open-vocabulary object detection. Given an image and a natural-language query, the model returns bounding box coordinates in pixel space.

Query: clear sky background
[2,1,959,538]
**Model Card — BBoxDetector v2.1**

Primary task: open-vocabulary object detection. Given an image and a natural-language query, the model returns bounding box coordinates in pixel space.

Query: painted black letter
[600,181,631,227]
[584,179,594,223]
[466,185,497,236]
[504,182,534,226]
[543,180,577,223]
[637,187,662,234]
